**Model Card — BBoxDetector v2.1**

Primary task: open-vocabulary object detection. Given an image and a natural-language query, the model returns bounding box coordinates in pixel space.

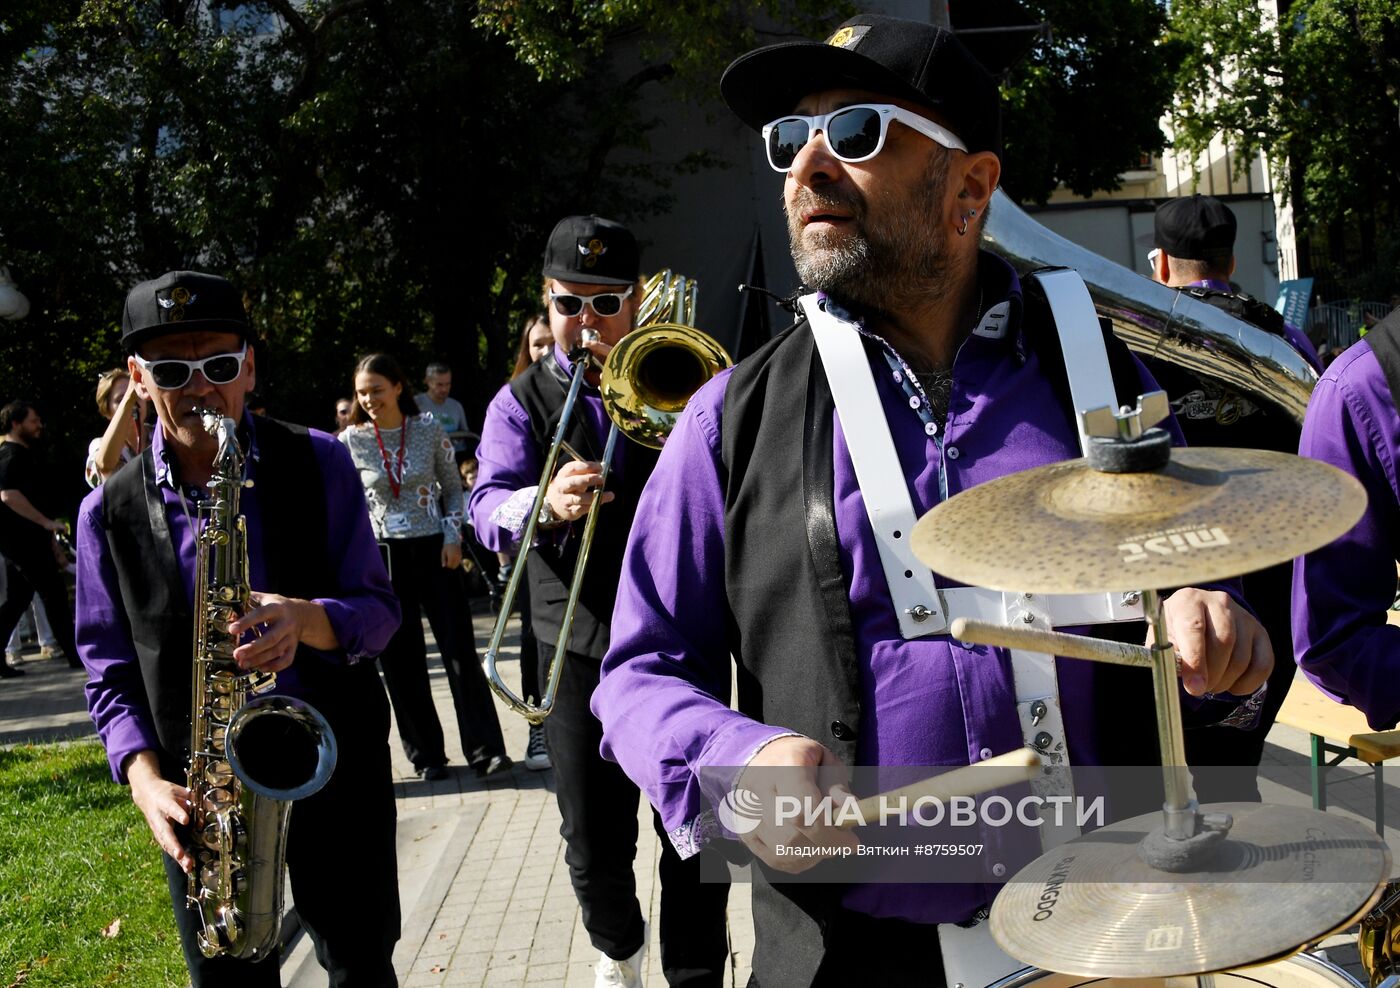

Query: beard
[786,148,955,316]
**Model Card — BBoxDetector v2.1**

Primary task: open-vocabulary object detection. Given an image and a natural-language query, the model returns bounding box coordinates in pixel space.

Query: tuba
[184,410,337,960]
[482,271,732,723]
[981,189,1318,423]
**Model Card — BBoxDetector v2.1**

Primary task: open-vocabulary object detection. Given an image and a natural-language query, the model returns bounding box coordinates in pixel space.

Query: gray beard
[787,149,954,316]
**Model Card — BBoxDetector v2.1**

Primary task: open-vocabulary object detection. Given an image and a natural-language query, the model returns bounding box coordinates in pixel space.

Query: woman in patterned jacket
[342,352,510,779]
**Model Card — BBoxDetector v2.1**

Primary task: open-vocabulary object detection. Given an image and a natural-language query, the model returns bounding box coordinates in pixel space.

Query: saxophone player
[74,271,403,987]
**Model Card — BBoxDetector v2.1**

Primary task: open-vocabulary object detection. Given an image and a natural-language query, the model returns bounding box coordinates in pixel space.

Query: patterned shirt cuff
[668,813,725,859]
[1213,683,1268,730]
[488,486,540,541]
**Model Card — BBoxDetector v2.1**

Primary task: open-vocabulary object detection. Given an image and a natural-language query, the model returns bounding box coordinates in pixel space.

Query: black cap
[541,215,640,287]
[1153,195,1238,261]
[121,271,250,352]
[720,14,1001,157]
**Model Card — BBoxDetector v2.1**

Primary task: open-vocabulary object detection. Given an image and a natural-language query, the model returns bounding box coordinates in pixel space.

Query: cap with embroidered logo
[541,215,640,287]
[720,13,1001,157]
[120,271,251,353]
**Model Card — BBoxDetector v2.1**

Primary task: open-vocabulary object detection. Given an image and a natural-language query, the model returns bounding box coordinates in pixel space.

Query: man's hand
[125,751,194,873]
[45,518,67,534]
[545,460,614,523]
[228,593,336,673]
[580,337,615,364]
[442,542,463,569]
[735,735,859,873]
[1160,589,1273,697]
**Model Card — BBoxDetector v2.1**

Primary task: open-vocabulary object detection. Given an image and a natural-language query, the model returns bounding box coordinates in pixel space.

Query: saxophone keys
[203,760,234,789]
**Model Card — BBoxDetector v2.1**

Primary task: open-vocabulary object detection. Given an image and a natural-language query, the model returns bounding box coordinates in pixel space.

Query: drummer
[591,15,1273,988]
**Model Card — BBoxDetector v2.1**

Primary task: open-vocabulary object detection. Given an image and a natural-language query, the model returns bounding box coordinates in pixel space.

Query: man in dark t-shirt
[0,400,78,676]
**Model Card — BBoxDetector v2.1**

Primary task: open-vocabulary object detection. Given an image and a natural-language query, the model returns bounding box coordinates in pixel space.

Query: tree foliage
[1168,0,1400,291]
[0,0,1177,516]
[0,0,829,514]
[998,0,1182,204]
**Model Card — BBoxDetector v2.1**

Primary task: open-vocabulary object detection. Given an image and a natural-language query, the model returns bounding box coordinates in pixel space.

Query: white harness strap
[806,295,947,638]
[803,278,1141,988]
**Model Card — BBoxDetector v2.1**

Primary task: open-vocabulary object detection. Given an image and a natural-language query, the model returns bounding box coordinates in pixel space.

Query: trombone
[483,271,732,724]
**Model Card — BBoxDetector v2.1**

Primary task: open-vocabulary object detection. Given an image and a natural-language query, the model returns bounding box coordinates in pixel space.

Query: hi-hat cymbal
[989,803,1390,978]
[911,447,1366,594]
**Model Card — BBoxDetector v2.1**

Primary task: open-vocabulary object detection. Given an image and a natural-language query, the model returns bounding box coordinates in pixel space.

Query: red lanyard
[372,417,408,499]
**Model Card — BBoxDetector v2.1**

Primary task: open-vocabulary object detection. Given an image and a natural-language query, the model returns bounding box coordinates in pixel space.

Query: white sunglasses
[548,285,634,318]
[133,343,248,390]
[762,103,969,173]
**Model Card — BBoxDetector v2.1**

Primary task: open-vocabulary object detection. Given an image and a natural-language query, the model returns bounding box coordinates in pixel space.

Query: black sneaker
[524,724,551,771]
[476,754,513,777]
[419,765,450,781]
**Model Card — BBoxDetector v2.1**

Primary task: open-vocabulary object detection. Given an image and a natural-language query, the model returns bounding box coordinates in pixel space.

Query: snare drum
[985,953,1364,988]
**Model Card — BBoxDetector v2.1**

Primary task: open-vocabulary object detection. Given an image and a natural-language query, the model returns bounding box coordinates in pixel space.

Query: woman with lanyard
[341,352,510,779]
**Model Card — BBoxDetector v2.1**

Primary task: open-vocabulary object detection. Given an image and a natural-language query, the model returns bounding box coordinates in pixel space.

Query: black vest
[509,359,659,659]
[100,418,346,781]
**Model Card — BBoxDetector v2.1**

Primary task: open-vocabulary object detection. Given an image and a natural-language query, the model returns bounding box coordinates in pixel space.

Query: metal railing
[1308,300,1393,352]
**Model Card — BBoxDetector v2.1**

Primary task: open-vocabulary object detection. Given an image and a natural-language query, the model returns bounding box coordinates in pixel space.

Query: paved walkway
[0,606,1388,987]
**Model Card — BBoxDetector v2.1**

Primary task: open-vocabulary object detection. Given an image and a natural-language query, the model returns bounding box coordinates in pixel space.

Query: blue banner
[1277,278,1314,328]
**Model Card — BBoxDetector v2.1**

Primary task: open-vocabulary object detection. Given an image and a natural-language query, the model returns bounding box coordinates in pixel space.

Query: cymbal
[911,447,1366,594]
[989,803,1391,977]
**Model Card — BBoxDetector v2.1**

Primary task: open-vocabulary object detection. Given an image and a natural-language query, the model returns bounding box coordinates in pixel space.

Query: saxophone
[185,410,338,960]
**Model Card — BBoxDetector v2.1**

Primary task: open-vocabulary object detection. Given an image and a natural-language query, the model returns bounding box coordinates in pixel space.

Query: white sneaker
[595,934,645,988]
[525,724,551,771]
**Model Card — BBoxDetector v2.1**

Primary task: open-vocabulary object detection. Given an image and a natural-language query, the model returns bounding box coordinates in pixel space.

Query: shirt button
[991,862,1007,878]
[946,446,961,460]
[830,720,856,742]
[924,422,938,437]
[979,747,994,760]
[892,370,903,384]
[908,395,921,409]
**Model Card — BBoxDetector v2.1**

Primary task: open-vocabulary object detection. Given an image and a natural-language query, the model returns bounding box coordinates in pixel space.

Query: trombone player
[469,216,729,988]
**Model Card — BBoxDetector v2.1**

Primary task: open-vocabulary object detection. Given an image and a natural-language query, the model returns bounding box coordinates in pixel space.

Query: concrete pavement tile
[564,962,598,988]
[523,961,566,981]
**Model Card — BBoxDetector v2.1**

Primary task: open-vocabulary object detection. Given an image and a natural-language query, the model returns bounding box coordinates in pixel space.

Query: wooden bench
[1276,677,1400,833]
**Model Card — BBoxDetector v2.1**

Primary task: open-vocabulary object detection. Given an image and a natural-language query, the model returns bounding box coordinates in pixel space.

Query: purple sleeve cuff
[104,724,163,785]
[314,597,389,663]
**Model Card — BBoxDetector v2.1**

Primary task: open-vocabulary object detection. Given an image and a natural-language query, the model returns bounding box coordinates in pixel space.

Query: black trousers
[541,642,730,986]
[378,536,505,770]
[0,533,76,663]
[162,668,401,987]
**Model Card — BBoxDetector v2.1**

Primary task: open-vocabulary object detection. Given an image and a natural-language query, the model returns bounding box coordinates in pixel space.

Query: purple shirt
[1189,278,1323,372]
[592,258,1237,924]
[77,414,400,782]
[469,345,630,551]
[1294,340,1400,727]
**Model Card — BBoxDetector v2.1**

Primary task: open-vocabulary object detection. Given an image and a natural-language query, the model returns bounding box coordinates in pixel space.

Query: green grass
[0,741,185,987]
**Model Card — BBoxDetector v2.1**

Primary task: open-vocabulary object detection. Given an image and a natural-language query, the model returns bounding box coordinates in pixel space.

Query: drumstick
[950,617,1157,669]
[838,747,1043,828]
